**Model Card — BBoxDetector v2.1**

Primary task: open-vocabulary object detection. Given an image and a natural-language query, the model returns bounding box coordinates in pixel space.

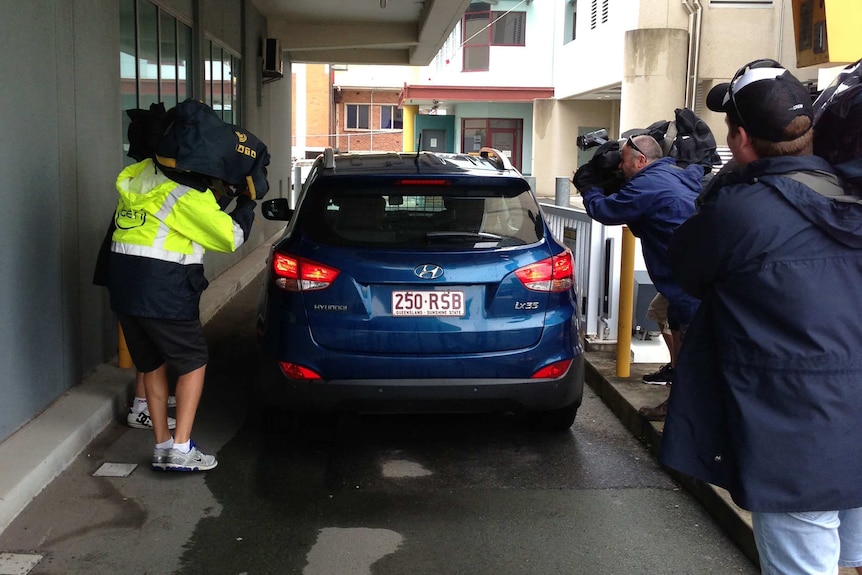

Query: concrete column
[291,165,302,208]
[620,28,689,133]
[269,60,293,201]
[402,105,418,152]
[294,63,307,158]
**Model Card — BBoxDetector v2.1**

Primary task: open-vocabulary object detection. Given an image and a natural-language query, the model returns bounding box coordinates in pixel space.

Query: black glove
[572,163,600,193]
[573,140,625,194]
[230,194,256,241]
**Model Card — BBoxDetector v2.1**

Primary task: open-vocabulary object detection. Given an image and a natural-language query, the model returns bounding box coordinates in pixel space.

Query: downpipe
[682,0,703,109]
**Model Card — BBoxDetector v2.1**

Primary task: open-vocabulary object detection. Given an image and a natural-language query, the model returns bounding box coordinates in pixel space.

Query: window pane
[178,22,192,101]
[229,55,240,125]
[205,43,213,108]
[138,1,158,109]
[492,12,525,45]
[219,49,228,120]
[489,119,519,129]
[210,44,225,117]
[463,11,489,45]
[381,106,401,130]
[120,0,137,160]
[463,126,486,152]
[347,104,370,129]
[159,12,177,109]
[464,45,489,71]
[571,5,578,42]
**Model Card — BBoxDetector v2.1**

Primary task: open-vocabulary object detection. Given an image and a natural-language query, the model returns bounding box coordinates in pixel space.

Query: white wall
[335,65,424,89]
[553,0,638,98]
[0,0,285,444]
[425,0,555,88]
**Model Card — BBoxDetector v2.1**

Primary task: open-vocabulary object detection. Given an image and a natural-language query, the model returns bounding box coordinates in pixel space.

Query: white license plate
[391,290,465,317]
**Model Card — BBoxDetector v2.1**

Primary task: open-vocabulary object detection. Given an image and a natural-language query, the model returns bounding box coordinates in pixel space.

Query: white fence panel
[540,202,618,341]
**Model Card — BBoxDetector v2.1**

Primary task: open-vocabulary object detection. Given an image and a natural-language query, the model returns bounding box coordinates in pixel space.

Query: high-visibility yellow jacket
[108,159,249,320]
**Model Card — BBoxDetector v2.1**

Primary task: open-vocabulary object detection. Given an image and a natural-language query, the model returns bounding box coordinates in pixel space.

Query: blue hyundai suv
[256,148,584,431]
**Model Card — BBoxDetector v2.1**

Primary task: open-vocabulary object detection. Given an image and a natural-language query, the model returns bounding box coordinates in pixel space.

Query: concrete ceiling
[251,0,472,66]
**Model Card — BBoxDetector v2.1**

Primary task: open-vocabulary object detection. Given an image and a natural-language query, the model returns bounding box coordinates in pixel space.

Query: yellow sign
[792,0,861,67]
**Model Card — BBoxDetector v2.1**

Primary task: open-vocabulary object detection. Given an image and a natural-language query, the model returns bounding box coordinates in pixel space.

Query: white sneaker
[152,440,217,472]
[127,409,177,430]
[167,395,177,408]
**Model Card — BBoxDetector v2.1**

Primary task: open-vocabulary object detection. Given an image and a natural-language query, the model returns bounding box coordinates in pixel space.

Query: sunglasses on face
[727,58,783,129]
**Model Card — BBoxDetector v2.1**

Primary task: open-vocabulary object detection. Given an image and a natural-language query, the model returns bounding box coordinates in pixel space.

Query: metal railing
[540,201,618,342]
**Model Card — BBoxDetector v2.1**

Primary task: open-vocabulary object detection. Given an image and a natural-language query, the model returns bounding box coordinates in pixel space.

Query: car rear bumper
[256,353,584,414]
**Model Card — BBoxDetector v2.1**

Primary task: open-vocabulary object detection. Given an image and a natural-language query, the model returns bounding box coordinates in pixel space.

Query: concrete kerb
[0,230,282,536]
[583,350,758,566]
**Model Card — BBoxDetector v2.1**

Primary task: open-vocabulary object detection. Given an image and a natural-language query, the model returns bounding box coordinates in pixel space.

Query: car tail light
[515,250,574,292]
[272,252,340,291]
[531,359,572,379]
[278,361,322,380]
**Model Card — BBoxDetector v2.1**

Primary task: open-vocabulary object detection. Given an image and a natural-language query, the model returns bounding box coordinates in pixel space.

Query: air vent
[263,38,283,79]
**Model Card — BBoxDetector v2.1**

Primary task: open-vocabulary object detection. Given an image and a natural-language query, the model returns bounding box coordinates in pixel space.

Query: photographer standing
[661,59,862,574]
[576,134,703,419]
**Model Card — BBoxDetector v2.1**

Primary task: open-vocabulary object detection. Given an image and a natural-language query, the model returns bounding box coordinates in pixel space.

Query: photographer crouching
[573,134,703,420]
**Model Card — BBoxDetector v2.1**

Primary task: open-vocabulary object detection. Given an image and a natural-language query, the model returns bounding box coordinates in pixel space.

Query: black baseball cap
[706,59,813,142]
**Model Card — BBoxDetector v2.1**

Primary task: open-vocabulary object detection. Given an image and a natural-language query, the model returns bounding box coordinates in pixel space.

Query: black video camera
[576,129,609,151]
[573,129,624,194]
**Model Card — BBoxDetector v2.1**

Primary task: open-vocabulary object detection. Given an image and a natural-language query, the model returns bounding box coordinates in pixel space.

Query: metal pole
[616,227,635,377]
[118,323,133,369]
[555,177,571,207]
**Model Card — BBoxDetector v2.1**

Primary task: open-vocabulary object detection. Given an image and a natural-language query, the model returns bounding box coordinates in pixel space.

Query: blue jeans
[752,507,862,574]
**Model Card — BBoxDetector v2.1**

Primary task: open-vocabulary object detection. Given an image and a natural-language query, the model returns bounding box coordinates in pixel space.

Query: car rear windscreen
[301,185,544,249]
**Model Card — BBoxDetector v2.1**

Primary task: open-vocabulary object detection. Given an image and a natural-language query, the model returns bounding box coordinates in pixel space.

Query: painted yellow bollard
[616,227,635,378]
[118,322,133,369]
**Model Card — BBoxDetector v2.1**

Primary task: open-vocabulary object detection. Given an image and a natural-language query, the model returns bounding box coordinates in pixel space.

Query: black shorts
[118,314,208,375]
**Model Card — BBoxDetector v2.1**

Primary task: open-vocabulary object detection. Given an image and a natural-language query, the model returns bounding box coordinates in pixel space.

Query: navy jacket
[582,156,702,317]
[661,154,862,512]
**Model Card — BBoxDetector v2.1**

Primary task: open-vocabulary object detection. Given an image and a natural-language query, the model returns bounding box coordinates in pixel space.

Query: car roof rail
[478,147,515,171]
[323,147,335,169]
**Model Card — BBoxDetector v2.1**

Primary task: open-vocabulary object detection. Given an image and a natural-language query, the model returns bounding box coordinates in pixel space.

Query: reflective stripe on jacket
[108,159,246,320]
[112,159,245,260]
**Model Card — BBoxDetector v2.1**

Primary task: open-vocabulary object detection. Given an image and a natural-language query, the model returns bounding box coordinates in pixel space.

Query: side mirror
[261,198,293,221]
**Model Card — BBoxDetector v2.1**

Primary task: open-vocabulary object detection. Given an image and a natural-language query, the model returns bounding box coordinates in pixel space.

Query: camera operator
[107,100,269,472]
[576,134,703,419]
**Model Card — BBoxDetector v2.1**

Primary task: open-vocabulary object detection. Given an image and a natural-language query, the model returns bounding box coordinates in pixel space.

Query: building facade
[0,0,466,445]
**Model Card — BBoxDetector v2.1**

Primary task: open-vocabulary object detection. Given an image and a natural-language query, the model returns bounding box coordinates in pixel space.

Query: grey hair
[631,135,663,162]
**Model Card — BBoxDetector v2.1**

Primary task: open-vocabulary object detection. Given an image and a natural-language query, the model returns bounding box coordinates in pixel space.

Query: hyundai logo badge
[414,264,444,280]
